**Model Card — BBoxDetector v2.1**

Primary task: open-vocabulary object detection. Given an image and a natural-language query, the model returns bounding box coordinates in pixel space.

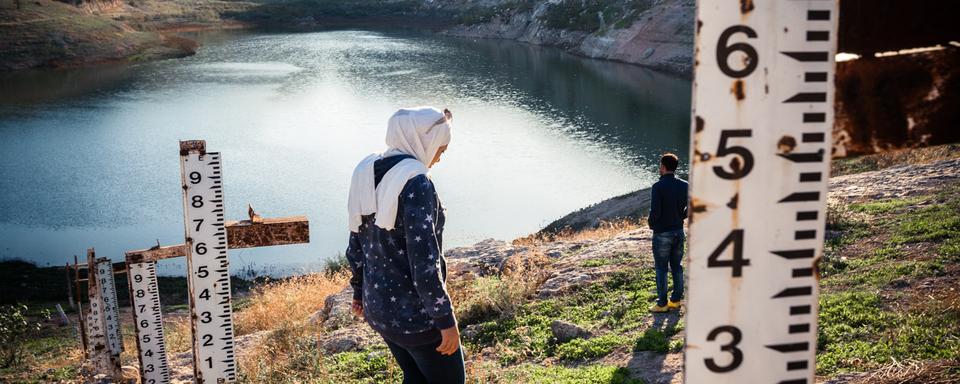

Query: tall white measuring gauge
[180,140,236,383]
[685,1,837,384]
[95,259,123,357]
[128,260,170,384]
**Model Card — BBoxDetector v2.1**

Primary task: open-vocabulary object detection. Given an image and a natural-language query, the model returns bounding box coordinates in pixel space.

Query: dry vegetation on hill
[1,145,957,383]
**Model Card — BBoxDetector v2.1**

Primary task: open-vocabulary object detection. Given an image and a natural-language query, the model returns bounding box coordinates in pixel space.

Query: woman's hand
[436,325,460,355]
[351,299,364,317]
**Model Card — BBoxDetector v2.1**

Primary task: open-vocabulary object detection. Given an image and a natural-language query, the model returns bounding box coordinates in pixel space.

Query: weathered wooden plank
[226,215,310,249]
[124,244,188,264]
[124,216,309,263]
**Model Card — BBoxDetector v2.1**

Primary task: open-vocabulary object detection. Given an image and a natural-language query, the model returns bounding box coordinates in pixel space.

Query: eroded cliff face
[0,0,208,71]
[57,0,124,13]
[439,0,695,77]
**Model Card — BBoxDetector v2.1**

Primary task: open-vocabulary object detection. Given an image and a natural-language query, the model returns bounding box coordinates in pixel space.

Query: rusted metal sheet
[837,0,956,56]
[72,260,126,272]
[832,48,959,157]
[125,244,189,264]
[685,0,836,383]
[179,139,206,155]
[225,216,310,249]
[73,255,87,354]
[124,216,309,263]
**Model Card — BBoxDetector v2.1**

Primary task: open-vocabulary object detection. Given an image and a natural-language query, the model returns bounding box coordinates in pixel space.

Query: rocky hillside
[437,0,695,76]
[4,148,958,383]
[0,0,253,71]
[280,152,959,384]
[139,145,959,383]
[1,0,695,75]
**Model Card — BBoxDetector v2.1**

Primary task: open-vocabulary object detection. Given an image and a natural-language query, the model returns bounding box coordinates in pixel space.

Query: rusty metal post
[65,262,75,310]
[73,255,87,354]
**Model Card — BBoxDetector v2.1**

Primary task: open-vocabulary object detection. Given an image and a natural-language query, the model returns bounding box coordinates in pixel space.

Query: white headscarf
[348,107,452,232]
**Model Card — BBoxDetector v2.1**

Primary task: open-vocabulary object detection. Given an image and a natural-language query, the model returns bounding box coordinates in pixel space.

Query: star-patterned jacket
[345,155,455,347]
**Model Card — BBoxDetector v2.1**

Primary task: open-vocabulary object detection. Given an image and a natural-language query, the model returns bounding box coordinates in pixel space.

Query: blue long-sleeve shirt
[648,173,689,234]
[345,156,455,347]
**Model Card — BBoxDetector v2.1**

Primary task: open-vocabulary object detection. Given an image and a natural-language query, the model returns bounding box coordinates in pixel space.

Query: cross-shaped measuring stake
[121,140,309,384]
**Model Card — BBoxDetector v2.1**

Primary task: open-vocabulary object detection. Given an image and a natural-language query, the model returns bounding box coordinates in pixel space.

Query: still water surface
[0,29,690,274]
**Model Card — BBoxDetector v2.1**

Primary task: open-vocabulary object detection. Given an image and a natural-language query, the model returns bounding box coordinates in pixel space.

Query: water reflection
[0,29,690,274]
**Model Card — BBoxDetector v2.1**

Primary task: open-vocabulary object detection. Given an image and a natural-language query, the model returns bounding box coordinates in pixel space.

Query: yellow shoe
[668,300,682,310]
[650,304,670,313]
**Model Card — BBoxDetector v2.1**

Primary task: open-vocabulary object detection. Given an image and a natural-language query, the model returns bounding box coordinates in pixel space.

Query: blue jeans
[652,229,685,307]
[385,338,465,384]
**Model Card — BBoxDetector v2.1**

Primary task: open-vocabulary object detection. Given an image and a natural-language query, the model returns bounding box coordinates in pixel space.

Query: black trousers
[384,338,465,384]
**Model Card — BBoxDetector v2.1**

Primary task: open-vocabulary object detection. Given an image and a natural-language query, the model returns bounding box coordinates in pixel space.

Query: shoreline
[0,0,693,78]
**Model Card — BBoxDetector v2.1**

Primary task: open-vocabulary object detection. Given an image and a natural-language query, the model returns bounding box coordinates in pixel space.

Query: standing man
[648,153,688,313]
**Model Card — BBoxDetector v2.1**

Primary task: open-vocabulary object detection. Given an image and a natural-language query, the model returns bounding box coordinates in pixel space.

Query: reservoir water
[0,29,690,274]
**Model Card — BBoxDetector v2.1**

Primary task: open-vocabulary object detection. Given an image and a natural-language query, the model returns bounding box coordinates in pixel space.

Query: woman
[345,106,463,384]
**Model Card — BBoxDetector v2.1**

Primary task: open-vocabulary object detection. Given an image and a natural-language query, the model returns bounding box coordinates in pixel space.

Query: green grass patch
[0,324,79,383]
[939,238,960,261]
[325,350,397,382]
[580,251,637,268]
[817,291,960,375]
[555,334,631,361]
[242,338,403,383]
[465,268,656,363]
[633,319,682,354]
[509,364,643,384]
[891,201,960,245]
[824,260,945,288]
[668,338,685,353]
[849,196,926,215]
[633,329,668,353]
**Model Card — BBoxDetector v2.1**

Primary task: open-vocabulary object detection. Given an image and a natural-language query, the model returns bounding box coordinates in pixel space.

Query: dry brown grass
[237,321,315,382]
[163,314,193,353]
[832,143,960,177]
[235,272,349,336]
[844,359,960,384]
[451,251,552,325]
[232,272,350,382]
[514,218,645,247]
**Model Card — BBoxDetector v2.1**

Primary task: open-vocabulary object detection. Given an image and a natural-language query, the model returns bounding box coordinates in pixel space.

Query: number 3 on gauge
[705,325,743,373]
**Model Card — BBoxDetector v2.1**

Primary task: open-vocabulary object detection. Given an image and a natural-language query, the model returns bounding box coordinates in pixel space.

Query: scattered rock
[441,0,695,77]
[538,270,595,298]
[541,188,652,234]
[319,326,383,354]
[461,324,481,341]
[446,239,528,276]
[828,159,960,203]
[890,279,911,289]
[317,287,358,330]
[550,320,592,343]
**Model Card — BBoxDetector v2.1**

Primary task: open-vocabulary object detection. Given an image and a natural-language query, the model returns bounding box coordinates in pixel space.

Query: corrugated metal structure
[832,0,958,156]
